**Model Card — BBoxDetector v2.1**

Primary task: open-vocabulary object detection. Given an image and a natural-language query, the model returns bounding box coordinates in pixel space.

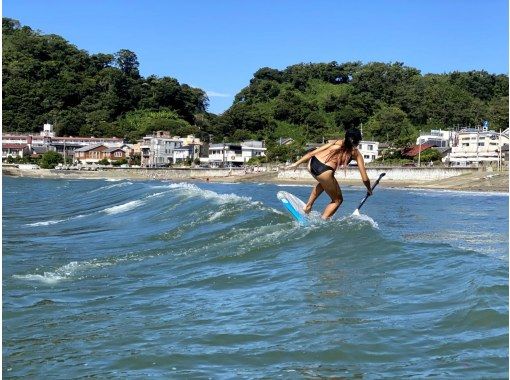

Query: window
[478,143,484,147]
[364,155,370,159]
[462,143,470,147]
[367,144,373,151]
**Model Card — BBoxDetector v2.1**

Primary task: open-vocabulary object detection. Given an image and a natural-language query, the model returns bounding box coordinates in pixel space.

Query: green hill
[212,62,508,151]
[3,17,508,156]
[2,17,210,142]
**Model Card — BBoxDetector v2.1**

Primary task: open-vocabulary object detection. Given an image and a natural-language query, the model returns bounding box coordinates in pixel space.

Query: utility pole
[499,129,502,171]
[418,130,422,167]
[476,129,479,168]
[223,140,226,167]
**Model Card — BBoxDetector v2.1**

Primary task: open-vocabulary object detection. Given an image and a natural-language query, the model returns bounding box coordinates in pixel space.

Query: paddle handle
[355,173,386,211]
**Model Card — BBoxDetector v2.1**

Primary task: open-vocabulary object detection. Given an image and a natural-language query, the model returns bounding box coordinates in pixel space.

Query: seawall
[278,167,479,182]
[2,166,265,180]
[3,165,507,192]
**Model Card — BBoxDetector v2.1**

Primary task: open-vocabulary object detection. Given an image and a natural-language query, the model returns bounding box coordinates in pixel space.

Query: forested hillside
[3,17,508,152]
[213,62,508,149]
[2,18,210,142]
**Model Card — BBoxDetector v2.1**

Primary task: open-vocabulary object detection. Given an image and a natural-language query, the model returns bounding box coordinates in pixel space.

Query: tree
[114,49,140,78]
[364,106,416,147]
[333,106,364,130]
[39,151,63,169]
[115,109,194,142]
[253,67,283,82]
[2,18,208,136]
[415,148,443,163]
[351,62,421,105]
[487,96,509,131]
[423,75,483,127]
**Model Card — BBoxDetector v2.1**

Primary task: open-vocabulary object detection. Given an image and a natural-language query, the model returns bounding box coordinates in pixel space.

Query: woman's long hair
[336,128,362,169]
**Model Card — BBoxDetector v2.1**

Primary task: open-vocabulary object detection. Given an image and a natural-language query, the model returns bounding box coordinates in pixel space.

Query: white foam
[25,213,88,227]
[201,223,305,256]
[164,182,254,205]
[13,273,65,285]
[103,200,144,215]
[146,191,171,199]
[342,213,379,229]
[26,219,66,227]
[89,181,133,193]
[13,260,112,284]
[207,210,226,221]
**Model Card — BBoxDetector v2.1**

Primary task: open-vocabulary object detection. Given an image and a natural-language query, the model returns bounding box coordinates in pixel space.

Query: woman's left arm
[355,151,372,195]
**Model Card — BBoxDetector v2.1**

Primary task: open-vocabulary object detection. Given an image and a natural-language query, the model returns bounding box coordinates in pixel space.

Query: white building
[242,140,266,162]
[172,144,201,163]
[40,123,56,137]
[173,135,202,163]
[208,141,266,167]
[140,132,182,167]
[447,128,509,167]
[140,132,203,167]
[417,129,456,148]
[357,140,379,164]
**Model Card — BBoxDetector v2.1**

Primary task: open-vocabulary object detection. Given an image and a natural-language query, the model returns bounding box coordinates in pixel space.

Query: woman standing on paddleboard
[286,127,372,219]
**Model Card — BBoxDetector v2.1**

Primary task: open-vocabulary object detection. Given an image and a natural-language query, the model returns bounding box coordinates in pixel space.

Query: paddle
[352,173,386,216]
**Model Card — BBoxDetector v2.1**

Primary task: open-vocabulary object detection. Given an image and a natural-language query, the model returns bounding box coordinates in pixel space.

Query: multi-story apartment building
[416,129,456,148]
[139,132,204,167]
[208,141,266,167]
[447,128,509,167]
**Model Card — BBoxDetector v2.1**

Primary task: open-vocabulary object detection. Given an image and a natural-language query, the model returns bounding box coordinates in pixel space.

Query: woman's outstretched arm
[355,151,372,195]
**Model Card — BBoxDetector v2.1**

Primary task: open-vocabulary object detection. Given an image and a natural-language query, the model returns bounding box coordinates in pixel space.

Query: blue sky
[3,0,509,114]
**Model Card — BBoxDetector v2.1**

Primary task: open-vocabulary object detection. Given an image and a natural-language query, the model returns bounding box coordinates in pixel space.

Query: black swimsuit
[309,156,334,177]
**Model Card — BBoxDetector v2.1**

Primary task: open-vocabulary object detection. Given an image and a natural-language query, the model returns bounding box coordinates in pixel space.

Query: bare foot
[303,205,312,214]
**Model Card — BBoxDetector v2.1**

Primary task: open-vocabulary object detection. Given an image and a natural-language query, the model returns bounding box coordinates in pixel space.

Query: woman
[286,128,372,219]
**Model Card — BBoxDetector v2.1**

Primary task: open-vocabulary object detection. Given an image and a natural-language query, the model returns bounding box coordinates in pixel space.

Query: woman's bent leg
[315,171,343,219]
[304,183,323,213]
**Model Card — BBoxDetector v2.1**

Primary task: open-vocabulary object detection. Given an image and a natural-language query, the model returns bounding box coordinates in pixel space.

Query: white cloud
[206,91,231,98]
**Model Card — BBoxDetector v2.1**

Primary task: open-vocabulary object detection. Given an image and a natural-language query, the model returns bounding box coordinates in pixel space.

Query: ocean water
[2,176,508,379]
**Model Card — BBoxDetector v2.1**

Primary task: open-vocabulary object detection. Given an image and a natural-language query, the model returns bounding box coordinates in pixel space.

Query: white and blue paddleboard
[277,191,309,225]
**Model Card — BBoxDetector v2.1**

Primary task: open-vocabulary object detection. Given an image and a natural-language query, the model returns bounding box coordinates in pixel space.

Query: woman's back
[315,139,358,169]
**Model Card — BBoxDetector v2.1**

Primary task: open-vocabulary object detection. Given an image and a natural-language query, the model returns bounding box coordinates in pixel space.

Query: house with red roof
[74,144,127,164]
[402,143,436,158]
[2,143,30,160]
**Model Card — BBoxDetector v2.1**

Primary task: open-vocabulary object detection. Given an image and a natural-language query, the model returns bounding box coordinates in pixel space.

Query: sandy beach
[3,165,508,193]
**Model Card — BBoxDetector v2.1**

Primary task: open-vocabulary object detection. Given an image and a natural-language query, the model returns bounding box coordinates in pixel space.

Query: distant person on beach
[286,128,372,219]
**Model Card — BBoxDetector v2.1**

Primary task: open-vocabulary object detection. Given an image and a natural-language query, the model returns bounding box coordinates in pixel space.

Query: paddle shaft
[355,173,386,211]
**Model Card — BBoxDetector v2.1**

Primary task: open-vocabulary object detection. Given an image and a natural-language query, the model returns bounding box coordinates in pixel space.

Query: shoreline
[3,166,508,193]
